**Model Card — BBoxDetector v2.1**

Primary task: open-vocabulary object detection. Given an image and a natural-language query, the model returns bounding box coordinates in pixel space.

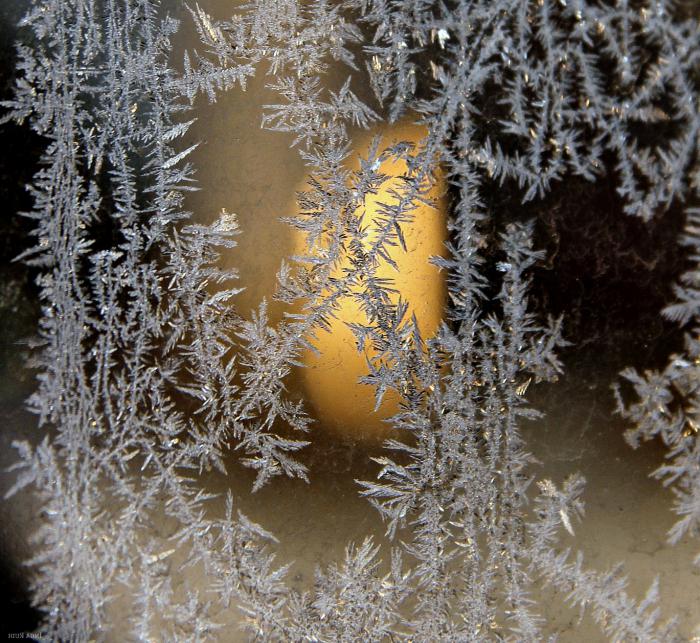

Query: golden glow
[296,121,448,442]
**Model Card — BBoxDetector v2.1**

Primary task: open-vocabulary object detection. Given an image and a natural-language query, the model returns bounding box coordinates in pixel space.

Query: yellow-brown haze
[295,121,448,442]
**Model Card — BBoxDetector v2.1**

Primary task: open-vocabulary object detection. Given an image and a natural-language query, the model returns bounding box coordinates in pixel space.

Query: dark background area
[0,1,42,637]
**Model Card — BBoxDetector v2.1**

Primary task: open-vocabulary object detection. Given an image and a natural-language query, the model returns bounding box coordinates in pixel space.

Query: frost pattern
[615,205,700,566]
[2,0,698,640]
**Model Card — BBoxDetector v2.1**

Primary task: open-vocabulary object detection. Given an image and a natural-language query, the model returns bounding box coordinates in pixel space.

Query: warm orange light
[296,121,448,442]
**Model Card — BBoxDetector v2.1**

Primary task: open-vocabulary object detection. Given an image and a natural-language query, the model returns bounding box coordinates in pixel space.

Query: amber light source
[296,121,448,442]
